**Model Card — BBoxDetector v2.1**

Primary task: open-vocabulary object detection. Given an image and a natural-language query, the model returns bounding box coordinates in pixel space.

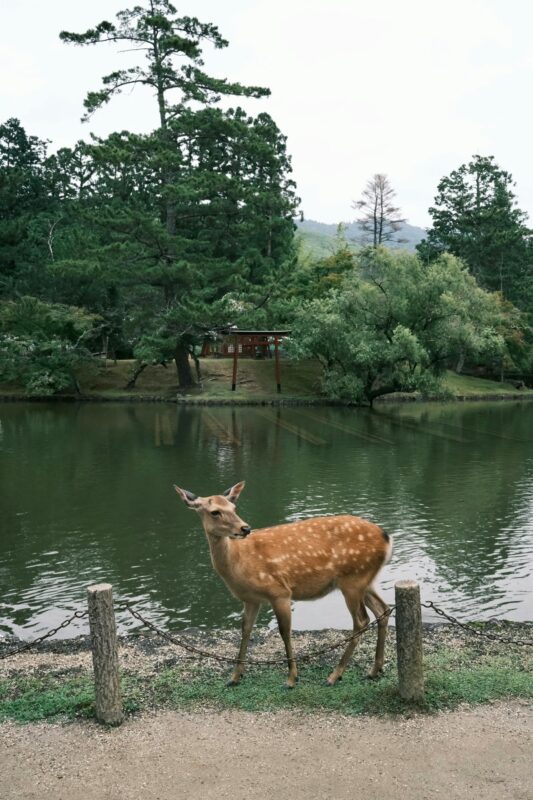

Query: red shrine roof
[220,329,291,336]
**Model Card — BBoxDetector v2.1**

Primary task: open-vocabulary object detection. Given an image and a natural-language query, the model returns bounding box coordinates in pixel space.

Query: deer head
[174,481,251,539]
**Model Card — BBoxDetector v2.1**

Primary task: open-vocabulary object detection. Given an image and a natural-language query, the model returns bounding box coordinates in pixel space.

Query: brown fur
[175,483,391,688]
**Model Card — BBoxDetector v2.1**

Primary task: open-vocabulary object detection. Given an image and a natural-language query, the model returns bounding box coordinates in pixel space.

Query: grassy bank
[1,623,531,723]
[1,359,533,403]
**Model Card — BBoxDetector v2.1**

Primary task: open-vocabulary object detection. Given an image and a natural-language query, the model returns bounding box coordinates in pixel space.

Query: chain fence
[1,598,531,664]
[0,609,88,660]
[120,603,394,666]
[421,601,533,647]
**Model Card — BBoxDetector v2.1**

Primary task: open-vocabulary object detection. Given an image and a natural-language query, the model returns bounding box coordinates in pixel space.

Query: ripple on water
[1,402,533,635]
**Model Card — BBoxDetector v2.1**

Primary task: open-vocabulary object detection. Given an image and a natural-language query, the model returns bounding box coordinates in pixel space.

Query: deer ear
[174,485,199,509]
[223,481,245,504]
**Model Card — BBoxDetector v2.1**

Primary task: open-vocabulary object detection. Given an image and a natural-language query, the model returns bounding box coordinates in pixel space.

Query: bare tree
[353,174,406,246]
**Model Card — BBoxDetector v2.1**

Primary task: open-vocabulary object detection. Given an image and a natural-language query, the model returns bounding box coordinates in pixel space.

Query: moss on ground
[1,626,531,723]
[1,359,532,403]
[442,372,532,396]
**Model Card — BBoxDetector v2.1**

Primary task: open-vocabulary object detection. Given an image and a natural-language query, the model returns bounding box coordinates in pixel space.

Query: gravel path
[1,702,532,800]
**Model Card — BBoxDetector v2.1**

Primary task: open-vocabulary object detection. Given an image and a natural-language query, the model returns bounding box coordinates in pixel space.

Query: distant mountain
[296,219,427,258]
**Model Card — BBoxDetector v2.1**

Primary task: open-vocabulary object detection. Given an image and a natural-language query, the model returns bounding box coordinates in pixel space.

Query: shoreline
[2,619,531,663]
[1,391,533,406]
[1,621,531,723]
[1,621,531,722]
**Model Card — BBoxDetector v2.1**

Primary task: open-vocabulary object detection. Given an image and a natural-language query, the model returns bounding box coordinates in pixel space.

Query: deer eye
[211,510,221,517]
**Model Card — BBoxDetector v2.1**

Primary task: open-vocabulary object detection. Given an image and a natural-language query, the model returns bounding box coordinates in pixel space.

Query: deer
[174,481,392,689]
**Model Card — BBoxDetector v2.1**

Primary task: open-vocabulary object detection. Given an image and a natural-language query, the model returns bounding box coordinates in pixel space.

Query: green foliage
[0,297,101,395]
[1,632,531,722]
[57,1,298,388]
[289,247,518,404]
[418,155,533,310]
[0,3,298,395]
[59,0,269,123]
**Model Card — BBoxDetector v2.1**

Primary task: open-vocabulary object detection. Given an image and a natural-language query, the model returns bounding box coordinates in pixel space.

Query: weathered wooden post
[87,583,123,725]
[231,333,239,391]
[395,579,425,701]
[274,336,281,394]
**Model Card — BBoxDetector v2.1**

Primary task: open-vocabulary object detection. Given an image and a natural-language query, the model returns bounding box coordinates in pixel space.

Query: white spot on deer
[358,534,364,541]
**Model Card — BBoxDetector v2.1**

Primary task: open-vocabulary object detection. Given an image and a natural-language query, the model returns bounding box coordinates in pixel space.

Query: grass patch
[442,371,533,396]
[1,637,531,723]
[0,673,95,723]
[2,358,530,403]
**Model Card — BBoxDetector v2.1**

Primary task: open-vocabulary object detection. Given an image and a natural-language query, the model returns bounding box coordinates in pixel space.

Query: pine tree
[61,1,297,387]
[353,174,406,247]
[418,155,532,307]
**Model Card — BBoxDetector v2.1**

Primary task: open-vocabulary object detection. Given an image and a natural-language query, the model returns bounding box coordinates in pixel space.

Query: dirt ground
[1,702,532,800]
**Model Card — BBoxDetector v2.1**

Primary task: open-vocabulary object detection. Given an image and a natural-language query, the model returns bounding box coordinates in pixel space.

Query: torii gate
[224,329,291,393]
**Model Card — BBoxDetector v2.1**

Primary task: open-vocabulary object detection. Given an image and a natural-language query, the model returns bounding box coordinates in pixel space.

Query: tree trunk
[72,375,82,396]
[125,361,148,390]
[175,341,194,389]
[191,350,202,382]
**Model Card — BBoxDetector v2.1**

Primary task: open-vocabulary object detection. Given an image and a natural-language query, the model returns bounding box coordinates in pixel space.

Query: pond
[1,400,532,639]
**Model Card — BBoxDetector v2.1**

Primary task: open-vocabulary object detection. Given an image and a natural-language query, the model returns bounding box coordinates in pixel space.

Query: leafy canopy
[58,1,297,389]
[290,247,517,404]
[418,155,532,309]
[0,297,101,395]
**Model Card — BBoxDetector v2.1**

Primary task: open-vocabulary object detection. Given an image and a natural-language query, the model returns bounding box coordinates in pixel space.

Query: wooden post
[231,334,239,391]
[274,336,281,393]
[87,583,123,725]
[395,580,424,701]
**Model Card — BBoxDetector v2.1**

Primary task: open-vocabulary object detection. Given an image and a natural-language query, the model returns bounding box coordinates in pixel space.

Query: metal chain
[121,603,394,666]
[3,598,529,664]
[421,601,532,647]
[0,609,89,660]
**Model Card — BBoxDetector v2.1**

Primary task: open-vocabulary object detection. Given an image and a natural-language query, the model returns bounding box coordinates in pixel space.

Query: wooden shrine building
[201,329,291,393]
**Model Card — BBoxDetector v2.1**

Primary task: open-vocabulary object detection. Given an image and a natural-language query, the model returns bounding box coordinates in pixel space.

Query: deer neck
[204,530,239,582]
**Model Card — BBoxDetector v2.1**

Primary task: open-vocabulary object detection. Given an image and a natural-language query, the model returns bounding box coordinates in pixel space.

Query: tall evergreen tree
[352,174,406,247]
[60,1,267,240]
[418,155,532,306]
[0,119,53,293]
[60,1,297,387]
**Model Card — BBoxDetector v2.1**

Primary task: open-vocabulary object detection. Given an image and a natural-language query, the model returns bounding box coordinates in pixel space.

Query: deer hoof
[325,675,342,686]
[366,668,383,680]
[226,678,241,687]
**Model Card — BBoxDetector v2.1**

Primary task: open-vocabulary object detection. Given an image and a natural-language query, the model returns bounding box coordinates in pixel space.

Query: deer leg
[364,586,390,679]
[326,582,368,686]
[271,597,298,689]
[227,601,260,686]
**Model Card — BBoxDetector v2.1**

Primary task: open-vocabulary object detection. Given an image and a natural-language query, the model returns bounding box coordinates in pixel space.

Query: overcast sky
[2,0,533,226]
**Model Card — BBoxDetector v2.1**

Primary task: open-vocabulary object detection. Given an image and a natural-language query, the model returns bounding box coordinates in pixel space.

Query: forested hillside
[297,219,426,257]
[1,0,532,403]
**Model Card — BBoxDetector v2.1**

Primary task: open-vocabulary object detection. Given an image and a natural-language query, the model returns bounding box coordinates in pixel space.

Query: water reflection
[0,400,532,638]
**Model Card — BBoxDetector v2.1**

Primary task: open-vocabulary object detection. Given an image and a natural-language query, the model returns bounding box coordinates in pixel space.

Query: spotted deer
[174,481,392,688]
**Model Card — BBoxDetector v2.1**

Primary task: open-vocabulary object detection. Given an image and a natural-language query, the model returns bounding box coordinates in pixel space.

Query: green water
[1,401,532,638]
